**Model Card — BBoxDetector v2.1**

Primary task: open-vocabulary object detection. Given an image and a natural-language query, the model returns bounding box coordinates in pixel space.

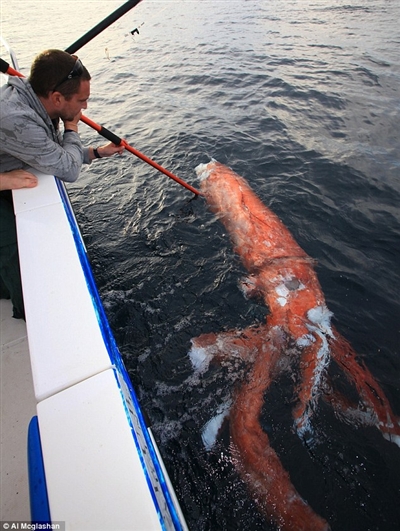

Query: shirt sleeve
[0,108,87,183]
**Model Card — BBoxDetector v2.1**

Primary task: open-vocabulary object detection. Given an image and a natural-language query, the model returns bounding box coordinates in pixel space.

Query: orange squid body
[190,160,400,531]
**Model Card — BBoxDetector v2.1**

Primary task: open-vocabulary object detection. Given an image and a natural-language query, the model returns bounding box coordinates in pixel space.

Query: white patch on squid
[305,328,330,386]
[296,334,315,348]
[275,284,290,307]
[201,399,232,451]
[275,284,290,297]
[295,306,335,438]
[307,305,334,338]
[195,160,215,182]
[274,277,306,307]
[188,345,213,375]
[239,275,257,299]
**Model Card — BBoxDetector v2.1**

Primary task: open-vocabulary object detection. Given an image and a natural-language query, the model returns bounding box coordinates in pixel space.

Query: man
[0,49,124,318]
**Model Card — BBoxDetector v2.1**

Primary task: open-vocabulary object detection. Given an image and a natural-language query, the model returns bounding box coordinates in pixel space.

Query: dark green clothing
[0,191,24,319]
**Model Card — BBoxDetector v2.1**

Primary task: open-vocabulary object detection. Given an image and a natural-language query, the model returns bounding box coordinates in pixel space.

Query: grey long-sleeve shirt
[0,77,90,182]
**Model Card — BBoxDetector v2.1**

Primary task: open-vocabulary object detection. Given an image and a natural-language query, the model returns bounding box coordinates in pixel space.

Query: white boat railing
[12,173,188,531]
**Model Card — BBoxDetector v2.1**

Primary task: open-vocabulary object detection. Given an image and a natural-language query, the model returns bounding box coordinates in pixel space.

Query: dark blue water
[3,1,400,529]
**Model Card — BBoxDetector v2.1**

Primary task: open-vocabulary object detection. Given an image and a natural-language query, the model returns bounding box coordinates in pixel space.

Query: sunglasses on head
[52,56,84,92]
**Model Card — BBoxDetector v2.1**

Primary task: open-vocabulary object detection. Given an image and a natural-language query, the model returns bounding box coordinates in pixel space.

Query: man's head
[29,49,90,99]
[29,50,91,122]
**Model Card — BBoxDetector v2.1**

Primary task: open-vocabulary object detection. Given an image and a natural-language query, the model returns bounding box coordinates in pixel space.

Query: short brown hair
[29,49,91,99]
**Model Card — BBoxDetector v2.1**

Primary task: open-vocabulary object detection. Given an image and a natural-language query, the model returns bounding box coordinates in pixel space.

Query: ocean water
[2,1,400,529]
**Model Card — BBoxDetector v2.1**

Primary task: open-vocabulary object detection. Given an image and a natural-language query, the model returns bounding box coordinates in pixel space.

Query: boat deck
[0,298,35,521]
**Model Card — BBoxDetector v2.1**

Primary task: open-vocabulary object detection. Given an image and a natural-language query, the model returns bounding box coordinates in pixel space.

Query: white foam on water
[335,404,377,428]
[152,419,185,446]
[201,399,232,451]
[195,162,212,182]
[383,432,400,448]
[174,316,191,332]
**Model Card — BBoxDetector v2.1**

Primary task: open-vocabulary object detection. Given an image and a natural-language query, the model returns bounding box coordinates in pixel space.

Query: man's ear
[49,91,64,107]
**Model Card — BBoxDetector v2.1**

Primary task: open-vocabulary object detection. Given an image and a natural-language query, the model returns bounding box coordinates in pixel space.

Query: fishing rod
[0,58,201,196]
[65,0,143,54]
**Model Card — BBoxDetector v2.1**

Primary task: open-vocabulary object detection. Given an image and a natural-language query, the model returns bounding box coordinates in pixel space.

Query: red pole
[0,60,24,77]
[80,115,202,196]
[0,58,202,196]
[121,139,202,196]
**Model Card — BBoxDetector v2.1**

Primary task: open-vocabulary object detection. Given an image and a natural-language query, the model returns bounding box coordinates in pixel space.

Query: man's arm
[0,109,84,182]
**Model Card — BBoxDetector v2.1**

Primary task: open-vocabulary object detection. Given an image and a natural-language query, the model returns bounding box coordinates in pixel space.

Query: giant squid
[188,161,400,531]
